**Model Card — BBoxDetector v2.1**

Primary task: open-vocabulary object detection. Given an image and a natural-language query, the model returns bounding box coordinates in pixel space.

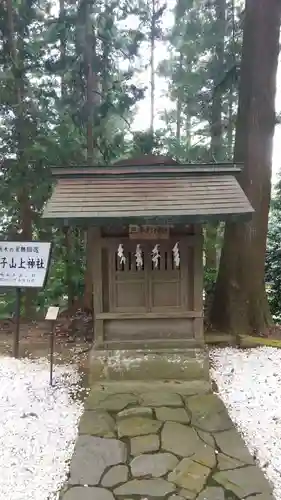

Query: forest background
[0,0,281,338]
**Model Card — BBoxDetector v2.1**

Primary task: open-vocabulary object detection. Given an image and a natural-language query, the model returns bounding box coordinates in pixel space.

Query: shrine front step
[101,338,200,350]
[88,348,209,384]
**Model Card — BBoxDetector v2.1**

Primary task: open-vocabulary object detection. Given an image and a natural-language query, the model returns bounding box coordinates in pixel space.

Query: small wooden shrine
[43,155,253,351]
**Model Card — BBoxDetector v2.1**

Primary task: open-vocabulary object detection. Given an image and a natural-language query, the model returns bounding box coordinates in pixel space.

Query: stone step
[88,348,209,383]
[101,339,200,350]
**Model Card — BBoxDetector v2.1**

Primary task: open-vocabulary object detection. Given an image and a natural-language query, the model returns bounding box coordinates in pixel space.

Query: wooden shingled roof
[42,161,254,225]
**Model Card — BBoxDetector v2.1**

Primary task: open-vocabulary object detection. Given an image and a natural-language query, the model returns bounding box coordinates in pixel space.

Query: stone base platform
[60,380,274,500]
[88,348,209,384]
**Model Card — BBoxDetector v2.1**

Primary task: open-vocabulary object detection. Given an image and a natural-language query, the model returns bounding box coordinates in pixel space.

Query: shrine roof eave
[42,170,254,224]
[42,211,253,227]
[50,163,243,179]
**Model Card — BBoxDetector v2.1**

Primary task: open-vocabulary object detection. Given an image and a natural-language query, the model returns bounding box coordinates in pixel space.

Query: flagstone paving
[60,380,274,500]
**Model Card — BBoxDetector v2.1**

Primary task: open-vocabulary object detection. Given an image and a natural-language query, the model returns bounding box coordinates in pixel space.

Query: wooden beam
[96,311,203,320]
[92,227,104,347]
[193,226,204,344]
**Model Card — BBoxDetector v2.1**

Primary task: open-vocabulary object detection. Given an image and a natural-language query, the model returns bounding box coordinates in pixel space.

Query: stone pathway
[60,380,274,500]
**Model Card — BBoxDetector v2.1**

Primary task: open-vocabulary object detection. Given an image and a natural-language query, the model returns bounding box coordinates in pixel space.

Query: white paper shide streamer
[152,244,160,269]
[117,244,126,265]
[172,242,180,269]
[135,244,143,270]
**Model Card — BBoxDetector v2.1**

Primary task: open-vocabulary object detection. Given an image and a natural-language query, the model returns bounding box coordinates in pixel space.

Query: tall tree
[157,0,243,162]
[205,0,226,272]
[210,0,281,335]
[210,0,226,163]
[1,0,54,315]
[0,0,148,316]
[148,0,165,132]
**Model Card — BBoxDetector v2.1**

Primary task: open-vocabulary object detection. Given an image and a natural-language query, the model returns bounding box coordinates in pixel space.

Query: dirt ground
[0,317,91,368]
[1,314,281,367]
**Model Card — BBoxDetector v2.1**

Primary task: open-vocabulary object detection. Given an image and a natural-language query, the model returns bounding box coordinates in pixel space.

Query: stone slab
[63,381,273,500]
[85,390,138,411]
[89,349,209,383]
[117,407,153,419]
[168,458,210,495]
[214,429,255,464]
[84,391,108,410]
[78,410,115,437]
[187,394,233,432]
[140,391,183,407]
[246,495,275,500]
[130,434,160,455]
[213,466,272,498]
[197,429,215,448]
[117,416,161,438]
[179,488,198,499]
[155,407,190,423]
[217,453,246,470]
[114,479,176,497]
[68,436,127,485]
[197,486,225,500]
[180,381,211,396]
[101,465,128,487]
[168,496,186,500]
[130,453,178,478]
[192,442,216,469]
[84,380,211,398]
[162,422,201,457]
[62,487,114,500]
[95,393,139,412]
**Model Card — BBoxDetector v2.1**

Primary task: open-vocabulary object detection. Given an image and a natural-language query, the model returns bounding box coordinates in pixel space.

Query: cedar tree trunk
[209,0,281,335]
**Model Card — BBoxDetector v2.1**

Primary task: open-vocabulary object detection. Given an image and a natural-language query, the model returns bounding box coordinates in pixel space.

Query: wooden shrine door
[108,239,186,313]
[95,231,203,347]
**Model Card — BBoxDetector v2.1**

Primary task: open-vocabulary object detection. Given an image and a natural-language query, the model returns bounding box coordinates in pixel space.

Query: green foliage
[265,203,281,322]
[265,174,281,322]
[0,0,152,315]
[204,267,218,295]
[0,0,249,319]
[157,0,244,162]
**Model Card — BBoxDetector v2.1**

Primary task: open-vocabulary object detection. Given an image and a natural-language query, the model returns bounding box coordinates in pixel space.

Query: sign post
[0,241,51,358]
[45,306,59,386]
[14,287,21,358]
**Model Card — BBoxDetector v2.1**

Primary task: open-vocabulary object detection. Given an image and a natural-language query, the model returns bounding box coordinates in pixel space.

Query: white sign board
[0,241,51,288]
[45,306,59,321]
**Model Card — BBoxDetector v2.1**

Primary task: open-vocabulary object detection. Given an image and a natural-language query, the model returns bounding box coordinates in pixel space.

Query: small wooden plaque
[45,306,59,321]
[129,225,170,240]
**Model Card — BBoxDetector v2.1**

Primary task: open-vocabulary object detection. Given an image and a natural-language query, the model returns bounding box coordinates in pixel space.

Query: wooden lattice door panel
[107,239,188,313]
[150,280,181,309]
[148,243,182,310]
[109,242,147,312]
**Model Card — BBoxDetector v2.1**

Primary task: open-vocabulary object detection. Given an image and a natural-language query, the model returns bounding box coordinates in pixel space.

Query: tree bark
[176,52,183,141]
[59,0,66,99]
[150,0,156,133]
[59,0,76,310]
[210,0,225,162]
[205,0,226,279]
[209,0,281,335]
[7,0,34,317]
[227,86,234,158]
[63,227,75,309]
[83,0,99,311]
[226,0,236,159]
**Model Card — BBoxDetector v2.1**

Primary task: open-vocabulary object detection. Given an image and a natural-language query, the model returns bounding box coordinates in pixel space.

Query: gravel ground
[210,346,281,500]
[0,356,84,500]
